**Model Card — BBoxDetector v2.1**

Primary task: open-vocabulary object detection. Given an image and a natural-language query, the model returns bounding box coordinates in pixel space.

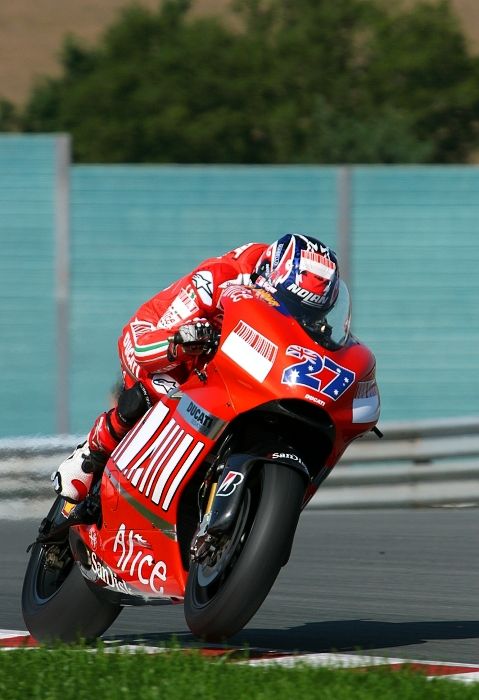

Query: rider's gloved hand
[167,319,217,361]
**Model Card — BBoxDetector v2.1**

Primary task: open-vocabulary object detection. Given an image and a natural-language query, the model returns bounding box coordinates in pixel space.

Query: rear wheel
[184,463,305,641]
[22,498,121,643]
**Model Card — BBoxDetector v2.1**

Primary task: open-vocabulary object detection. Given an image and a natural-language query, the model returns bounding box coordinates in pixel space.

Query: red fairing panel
[78,277,379,602]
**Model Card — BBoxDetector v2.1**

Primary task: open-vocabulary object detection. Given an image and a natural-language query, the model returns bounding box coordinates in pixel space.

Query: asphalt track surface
[1,509,478,663]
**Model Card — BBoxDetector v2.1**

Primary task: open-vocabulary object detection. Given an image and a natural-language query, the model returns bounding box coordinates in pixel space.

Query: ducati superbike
[22,282,380,642]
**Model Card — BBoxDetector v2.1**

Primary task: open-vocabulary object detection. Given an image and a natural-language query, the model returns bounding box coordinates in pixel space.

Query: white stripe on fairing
[222,332,275,383]
[136,420,179,492]
[114,403,169,472]
[111,406,155,462]
[151,434,194,505]
[143,428,184,498]
[352,394,380,423]
[124,424,177,481]
[162,441,205,511]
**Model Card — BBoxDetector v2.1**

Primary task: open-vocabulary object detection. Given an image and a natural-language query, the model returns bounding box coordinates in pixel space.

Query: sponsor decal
[254,288,280,307]
[112,402,205,511]
[177,397,225,438]
[286,282,324,306]
[91,551,132,595]
[305,392,326,407]
[61,501,76,519]
[130,318,156,339]
[192,271,214,306]
[299,250,336,280]
[254,276,278,296]
[185,401,212,430]
[271,452,305,465]
[88,528,98,550]
[221,320,278,383]
[282,345,355,401]
[216,470,244,497]
[219,285,254,303]
[122,332,141,378]
[271,241,282,268]
[158,286,199,328]
[113,523,167,595]
[151,374,179,396]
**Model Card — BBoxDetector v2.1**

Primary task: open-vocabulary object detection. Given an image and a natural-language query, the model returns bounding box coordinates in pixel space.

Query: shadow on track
[104,619,479,654]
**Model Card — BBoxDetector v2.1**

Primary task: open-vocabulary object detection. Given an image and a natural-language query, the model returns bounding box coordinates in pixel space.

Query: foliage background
[2,0,479,164]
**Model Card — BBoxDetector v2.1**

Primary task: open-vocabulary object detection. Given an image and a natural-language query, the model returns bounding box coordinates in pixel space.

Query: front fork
[191,452,310,562]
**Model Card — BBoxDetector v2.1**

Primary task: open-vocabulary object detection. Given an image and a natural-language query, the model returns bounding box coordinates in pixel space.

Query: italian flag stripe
[135,340,169,356]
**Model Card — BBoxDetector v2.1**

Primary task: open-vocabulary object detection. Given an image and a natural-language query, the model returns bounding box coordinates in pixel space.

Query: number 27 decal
[281,345,355,400]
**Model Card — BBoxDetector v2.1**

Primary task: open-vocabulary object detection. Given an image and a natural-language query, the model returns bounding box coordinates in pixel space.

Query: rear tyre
[184,463,305,641]
[22,498,121,643]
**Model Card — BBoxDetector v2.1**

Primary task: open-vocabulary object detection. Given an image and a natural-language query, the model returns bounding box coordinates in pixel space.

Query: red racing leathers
[88,242,267,456]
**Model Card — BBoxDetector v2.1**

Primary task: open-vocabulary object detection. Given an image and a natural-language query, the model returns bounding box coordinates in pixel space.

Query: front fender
[207,450,309,537]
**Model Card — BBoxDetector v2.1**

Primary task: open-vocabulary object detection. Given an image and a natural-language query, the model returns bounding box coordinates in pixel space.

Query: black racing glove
[167,319,218,361]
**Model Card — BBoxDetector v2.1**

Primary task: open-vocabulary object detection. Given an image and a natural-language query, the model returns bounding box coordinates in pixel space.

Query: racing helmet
[252,234,350,348]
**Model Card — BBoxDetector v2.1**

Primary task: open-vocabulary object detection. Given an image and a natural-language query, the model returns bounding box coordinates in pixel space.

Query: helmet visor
[276,280,351,350]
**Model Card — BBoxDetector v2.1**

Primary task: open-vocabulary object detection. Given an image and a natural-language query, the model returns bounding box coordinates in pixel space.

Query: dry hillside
[0,0,478,105]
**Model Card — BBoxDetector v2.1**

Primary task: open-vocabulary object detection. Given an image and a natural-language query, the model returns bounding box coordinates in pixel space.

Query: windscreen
[276,280,352,350]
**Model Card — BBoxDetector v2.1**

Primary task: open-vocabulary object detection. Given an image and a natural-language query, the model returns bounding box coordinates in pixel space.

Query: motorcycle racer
[53,234,342,502]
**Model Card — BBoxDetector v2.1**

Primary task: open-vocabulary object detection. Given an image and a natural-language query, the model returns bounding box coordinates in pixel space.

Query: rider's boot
[52,382,152,502]
[51,441,107,502]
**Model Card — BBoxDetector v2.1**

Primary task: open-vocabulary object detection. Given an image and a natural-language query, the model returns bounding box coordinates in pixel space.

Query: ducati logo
[216,470,244,497]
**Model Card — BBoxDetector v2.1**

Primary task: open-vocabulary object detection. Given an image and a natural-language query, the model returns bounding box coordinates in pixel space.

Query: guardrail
[314,416,479,508]
[0,416,478,516]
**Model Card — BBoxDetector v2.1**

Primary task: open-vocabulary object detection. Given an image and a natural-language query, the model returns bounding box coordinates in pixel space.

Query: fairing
[73,285,380,603]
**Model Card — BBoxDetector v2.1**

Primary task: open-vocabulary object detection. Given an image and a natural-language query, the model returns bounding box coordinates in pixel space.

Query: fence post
[337,166,352,288]
[55,135,71,435]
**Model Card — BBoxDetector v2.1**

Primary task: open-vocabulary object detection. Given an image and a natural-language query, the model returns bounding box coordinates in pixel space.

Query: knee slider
[117,382,152,426]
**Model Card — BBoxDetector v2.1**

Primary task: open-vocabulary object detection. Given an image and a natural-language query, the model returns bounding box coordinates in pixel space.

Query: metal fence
[1,134,479,437]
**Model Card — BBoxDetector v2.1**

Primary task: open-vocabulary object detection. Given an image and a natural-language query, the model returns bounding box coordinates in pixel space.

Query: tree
[6,0,479,163]
[363,0,479,162]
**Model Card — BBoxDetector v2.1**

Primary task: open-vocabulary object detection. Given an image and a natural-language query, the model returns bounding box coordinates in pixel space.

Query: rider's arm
[119,243,266,376]
[119,264,224,374]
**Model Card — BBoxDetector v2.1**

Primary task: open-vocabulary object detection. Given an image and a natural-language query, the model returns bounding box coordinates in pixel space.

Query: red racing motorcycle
[22,281,380,642]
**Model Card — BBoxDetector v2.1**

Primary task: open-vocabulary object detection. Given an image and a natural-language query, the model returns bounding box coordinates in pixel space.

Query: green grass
[0,646,478,699]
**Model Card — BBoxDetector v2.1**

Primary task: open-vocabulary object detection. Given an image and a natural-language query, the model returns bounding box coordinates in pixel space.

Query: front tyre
[22,498,121,643]
[184,463,305,641]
